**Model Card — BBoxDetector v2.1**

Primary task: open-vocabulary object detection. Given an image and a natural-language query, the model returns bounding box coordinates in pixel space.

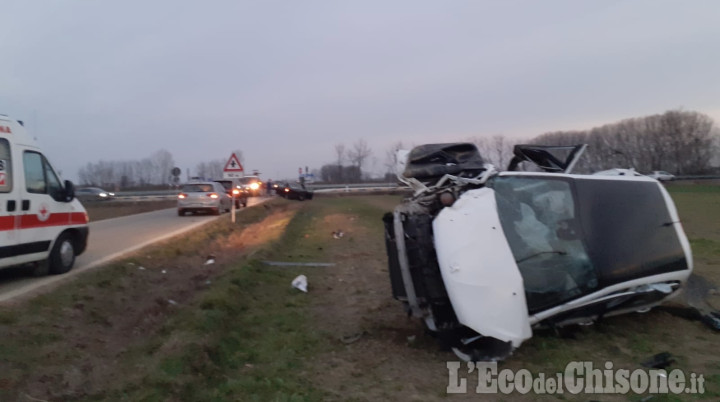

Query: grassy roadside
[0,199,330,401]
[93,195,403,401]
[667,185,720,286]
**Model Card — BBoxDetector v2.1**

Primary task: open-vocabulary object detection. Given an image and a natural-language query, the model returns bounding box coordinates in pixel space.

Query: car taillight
[284,188,290,192]
[232,189,240,195]
[209,193,219,199]
[178,193,187,199]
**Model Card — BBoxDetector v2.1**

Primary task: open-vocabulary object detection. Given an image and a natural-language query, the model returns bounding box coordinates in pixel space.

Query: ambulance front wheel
[49,233,75,275]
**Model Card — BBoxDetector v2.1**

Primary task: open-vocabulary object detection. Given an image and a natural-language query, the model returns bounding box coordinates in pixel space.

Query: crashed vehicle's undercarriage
[383,143,692,361]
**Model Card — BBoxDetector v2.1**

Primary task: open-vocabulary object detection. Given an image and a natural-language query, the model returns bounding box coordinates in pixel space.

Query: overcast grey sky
[2,0,719,182]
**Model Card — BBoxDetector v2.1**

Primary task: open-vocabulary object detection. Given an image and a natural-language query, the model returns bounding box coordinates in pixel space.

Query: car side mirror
[63,180,75,202]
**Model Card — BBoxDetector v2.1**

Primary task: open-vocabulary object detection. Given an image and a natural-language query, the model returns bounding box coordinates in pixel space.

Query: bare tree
[348,139,372,179]
[334,143,345,167]
[333,143,345,182]
[152,149,175,185]
[195,159,225,179]
[470,135,519,170]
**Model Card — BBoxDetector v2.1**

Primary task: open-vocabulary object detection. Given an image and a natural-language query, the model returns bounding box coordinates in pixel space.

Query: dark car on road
[277,182,313,201]
[237,176,262,197]
[213,179,249,208]
[75,187,116,202]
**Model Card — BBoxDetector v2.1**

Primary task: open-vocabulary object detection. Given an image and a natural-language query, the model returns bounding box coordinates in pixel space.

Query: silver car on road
[177,182,231,216]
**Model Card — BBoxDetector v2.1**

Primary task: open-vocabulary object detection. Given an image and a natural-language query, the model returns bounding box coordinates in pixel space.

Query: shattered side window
[492,176,598,313]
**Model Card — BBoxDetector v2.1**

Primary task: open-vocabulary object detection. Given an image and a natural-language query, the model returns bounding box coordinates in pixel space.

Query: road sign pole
[231,193,236,223]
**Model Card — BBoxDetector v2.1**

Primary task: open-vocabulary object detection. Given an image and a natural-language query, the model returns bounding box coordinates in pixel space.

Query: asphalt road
[0,197,267,303]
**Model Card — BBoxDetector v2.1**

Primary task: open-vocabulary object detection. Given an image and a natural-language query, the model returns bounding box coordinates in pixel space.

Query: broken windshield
[492,176,598,313]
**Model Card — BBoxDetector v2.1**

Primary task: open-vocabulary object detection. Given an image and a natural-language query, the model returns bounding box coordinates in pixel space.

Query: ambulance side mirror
[63,180,75,202]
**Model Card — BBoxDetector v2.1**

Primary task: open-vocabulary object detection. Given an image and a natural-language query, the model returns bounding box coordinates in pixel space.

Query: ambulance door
[0,137,21,266]
[15,149,68,264]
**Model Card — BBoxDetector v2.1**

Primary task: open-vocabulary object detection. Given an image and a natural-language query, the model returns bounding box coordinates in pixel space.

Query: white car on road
[648,171,676,181]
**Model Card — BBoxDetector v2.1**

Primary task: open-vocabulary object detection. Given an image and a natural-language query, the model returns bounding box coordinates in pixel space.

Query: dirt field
[0,193,718,401]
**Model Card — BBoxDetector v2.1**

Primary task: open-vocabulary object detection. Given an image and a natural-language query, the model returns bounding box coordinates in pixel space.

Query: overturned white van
[384,143,692,360]
[0,115,88,275]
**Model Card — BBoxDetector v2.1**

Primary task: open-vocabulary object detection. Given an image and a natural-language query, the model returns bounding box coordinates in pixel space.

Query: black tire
[242,200,248,207]
[178,209,185,216]
[49,233,75,275]
[212,208,220,215]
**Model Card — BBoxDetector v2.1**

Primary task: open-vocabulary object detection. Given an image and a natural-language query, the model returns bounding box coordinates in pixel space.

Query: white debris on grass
[292,275,308,292]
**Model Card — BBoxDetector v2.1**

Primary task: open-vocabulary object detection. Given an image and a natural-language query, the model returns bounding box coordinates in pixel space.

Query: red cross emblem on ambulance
[38,203,50,222]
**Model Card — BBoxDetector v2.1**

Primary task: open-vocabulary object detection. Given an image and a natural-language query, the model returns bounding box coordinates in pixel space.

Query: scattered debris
[340,331,366,344]
[406,335,417,344]
[641,352,674,369]
[292,275,308,292]
[205,280,212,285]
[167,299,178,306]
[137,266,146,271]
[681,274,720,331]
[161,269,167,274]
[22,393,48,402]
[204,254,215,265]
[700,311,720,330]
[332,230,345,239]
[263,261,336,267]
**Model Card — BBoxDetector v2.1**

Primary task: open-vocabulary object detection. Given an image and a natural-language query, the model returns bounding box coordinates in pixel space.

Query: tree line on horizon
[79,109,719,187]
[321,109,719,184]
[527,109,720,175]
[78,150,244,188]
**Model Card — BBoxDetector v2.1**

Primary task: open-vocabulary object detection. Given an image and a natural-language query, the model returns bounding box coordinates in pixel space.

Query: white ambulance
[0,115,89,275]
